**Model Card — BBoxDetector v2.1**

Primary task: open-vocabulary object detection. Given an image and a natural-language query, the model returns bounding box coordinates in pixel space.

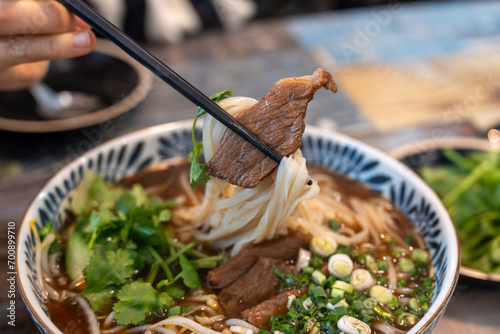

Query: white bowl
[17,121,460,333]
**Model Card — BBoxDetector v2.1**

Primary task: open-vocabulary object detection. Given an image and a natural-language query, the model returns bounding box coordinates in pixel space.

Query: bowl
[17,121,460,334]
[0,39,153,133]
[390,136,500,284]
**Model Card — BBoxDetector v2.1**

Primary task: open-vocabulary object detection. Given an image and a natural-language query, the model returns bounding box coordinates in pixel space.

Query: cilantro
[88,209,118,249]
[113,281,173,325]
[84,249,135,290]
[178,254,202,289]
[83,286,116,312]
[71,170,125,215]
[188,90,233,188]
[65,170,223,326]
[39,221,55,240]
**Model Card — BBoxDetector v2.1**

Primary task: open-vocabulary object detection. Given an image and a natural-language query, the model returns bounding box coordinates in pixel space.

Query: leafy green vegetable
[188,90,233,188]
[418,149,500,274]
[178,254,202,288]
[113,281,173,325]
[65,231,92,280]
[71,170,125,215]
[62,171,223,325]
[84,249,135,290]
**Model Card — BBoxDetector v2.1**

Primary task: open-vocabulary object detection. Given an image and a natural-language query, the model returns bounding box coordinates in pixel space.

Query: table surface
[1,1,500,333]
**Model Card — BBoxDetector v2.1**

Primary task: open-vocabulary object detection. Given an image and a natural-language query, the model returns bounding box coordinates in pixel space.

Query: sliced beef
[242,287,307,327]
[207,233,310,289]
[218,257,294,318]
[207,68,337,188]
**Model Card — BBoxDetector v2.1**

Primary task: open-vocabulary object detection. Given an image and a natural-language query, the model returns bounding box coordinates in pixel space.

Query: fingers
[0,29,96,68]
[0,0,82,36]
[0,61,49,91]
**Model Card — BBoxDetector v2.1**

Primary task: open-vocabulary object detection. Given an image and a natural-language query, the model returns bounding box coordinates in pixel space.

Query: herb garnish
[64,171,224,325]
[188,90,233,188]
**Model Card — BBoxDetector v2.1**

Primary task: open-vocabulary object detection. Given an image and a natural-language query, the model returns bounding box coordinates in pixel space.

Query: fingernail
[73,31,91,49]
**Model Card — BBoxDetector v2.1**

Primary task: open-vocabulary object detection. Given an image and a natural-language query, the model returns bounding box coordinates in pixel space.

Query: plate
[0,39,153,133]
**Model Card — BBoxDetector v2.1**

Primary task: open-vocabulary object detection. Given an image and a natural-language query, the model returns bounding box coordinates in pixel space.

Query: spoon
[57,0,282,165]
[30,82,104,119]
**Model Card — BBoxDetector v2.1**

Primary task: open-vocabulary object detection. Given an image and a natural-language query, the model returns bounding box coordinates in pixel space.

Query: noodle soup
[35,160,434,334]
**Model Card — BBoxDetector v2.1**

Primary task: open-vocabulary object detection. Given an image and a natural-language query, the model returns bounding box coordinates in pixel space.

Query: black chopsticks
[57,0,282,164]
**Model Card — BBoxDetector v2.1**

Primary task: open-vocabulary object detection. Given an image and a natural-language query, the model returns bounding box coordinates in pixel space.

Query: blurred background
[1,0,500,332]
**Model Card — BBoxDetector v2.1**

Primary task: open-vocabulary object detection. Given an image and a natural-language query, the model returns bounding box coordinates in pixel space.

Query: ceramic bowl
[17,121,460,333]
[0,39,153,133]
[390,136,500,284]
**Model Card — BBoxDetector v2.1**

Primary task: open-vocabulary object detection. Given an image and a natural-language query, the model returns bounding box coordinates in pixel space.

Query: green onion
[312,270,327,286]
[399,258,416,275]
[311,286,328,303]
[362,298,377,309]
[409,298,420,310]
[373,305,392,318]
[332,280,354,294]
[386,298,398,309]
[394,308,404,316]
[377,276,388,285]
[331,287,345,299]
[274,268,285,279]
[377,260,388,271]
[352,300,364,311]
[397,279,407,287]
[329,219,340,231]
[411,249,431,265]
[303,267,314,276]
[397,312,418,326]
[333,305,348,317]
[167,305,182,316]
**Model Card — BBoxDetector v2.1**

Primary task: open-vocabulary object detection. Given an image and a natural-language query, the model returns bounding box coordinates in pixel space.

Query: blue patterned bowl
[17,121,459,334]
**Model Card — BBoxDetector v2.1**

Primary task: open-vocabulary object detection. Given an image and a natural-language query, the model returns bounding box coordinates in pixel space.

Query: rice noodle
[145,316,223,334]
[75,296,100,334]
[103,311,117,329]
[119,325,149,334]
[194,314,225,326]
[68,274,86,290]
[372,321,406,334]
[48,251,61,276]
[189,96,319,255]
[386,256,397,290]
[177,96,415,256]
[225,319,260,333]
[101,325,129,334]
[32,226,59,301]
[182,304,218,317]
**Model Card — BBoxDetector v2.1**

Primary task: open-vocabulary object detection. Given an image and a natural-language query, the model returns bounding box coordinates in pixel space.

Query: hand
[0,0,96,91]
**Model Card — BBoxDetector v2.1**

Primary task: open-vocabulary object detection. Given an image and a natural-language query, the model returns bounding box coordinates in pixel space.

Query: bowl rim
[0,39,153,133]
[16,121,461,334]
[389,135,500,283]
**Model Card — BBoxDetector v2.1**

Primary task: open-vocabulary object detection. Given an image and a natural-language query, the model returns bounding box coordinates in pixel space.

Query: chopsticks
[57,0,282,165]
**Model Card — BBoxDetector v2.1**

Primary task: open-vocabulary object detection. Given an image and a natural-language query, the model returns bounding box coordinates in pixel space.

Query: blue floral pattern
[17,121,458,334]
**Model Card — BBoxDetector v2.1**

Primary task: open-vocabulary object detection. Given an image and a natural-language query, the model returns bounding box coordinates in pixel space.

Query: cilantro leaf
[113,281,173,325]
[188,90,233,188]
[84,249,135,290]
[71,170,125,215]
[178,254,201,289]
[83,285,116,312]
[188,142,210,188]
[88,208,119,249]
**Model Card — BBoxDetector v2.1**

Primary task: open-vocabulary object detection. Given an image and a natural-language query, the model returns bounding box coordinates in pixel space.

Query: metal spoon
[30,82,103,119]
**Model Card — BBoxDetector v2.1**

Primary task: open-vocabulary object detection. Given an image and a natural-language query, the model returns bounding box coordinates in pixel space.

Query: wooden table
[1,1,499,333]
